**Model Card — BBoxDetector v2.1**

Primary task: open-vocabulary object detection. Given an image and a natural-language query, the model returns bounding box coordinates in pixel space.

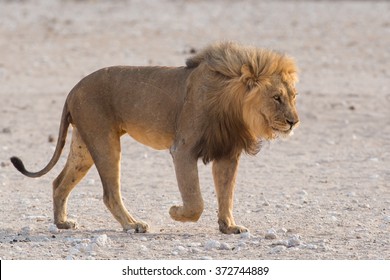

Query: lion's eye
[273,95,281,103]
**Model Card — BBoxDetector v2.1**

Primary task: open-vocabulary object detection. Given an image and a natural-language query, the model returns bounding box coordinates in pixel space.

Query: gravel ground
[0,0,389,260]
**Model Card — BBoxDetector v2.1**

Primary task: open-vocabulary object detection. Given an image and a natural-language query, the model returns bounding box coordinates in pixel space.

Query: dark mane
[187,42,297,164]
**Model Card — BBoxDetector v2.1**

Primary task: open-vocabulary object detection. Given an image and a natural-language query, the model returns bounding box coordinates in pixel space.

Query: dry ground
[0,0,389,259]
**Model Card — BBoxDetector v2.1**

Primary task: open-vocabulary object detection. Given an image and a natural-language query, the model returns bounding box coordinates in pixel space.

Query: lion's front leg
[169,146,204,223]
[212,156,248,234]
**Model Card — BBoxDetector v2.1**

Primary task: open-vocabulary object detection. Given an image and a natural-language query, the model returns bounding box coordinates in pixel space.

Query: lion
[11,42,299,234]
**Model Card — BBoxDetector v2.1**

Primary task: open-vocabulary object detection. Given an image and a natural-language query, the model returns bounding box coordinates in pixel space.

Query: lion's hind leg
[53,127,94,229]
[78,128,149,233]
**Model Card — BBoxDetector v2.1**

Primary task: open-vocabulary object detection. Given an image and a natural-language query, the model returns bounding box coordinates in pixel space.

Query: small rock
[88,243,99,252]
[359,204,370,209]
[330,216,338,222]
[20,226,32,235]
[299,190,308,196]
[188,242,201,247]
[277,228,288,235]
[383,216,390,223]
[2,127,11,134]
[140,245,148,251]
[76,243,89,253]
[177,245,186,251]
[305,243,318,250]
[87,179,95,186]
[220,242,231,250]
[48,224,59,234]
[204,240,220,250]
[139,236,147,242]
[190,248,202,253]
[93,234,109,247]
[237,241,247,248]
[270,245,286,254]
[265,229,277,240]
[69,248,80,255]
[48,134,55,143]
[240,231,251,239]
[347,192,357,197]
[287,235,301,247]
[273,240,289,247]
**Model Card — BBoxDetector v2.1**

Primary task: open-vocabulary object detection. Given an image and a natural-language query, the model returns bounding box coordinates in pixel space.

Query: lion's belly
[125,124,174,150]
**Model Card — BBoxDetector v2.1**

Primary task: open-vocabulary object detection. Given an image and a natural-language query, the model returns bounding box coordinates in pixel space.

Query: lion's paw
[124,221,149,233]
[134,221,149,233]
[56,219,78,230]
[218,220,248,234]
[169,205,202,222]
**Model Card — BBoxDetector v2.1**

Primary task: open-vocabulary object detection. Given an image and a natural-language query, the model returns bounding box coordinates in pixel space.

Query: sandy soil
[0,0,389,260]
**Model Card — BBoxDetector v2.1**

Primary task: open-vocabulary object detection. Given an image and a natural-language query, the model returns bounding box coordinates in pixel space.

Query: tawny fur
[11,41,299,234]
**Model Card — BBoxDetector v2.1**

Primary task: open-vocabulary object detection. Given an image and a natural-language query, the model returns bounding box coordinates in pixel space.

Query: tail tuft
[10,156,27,174]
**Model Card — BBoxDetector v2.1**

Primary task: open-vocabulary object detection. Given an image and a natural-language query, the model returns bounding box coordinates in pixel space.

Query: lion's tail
[10,101,71,178]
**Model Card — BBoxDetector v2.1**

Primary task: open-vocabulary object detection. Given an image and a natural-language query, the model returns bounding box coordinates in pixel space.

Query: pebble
[26,215,47,221]
[140,245,148,251]
[383,216,390,223]
[273,240,289,247]
[240,231,251,239]
[305,243,318,250]
[139,236,147,242]
[299,189,308,196]
[347,192,357,197]
[87,179,95,185]
[190,248,202,253]
[265,229,277,240]
[330,216,338,222]
[287,235,301,247]
[204,240,220,250]
[263,200,270,206]
[88,243,99,252]
[20,226,32,235]
[176,245,186,252]
[76,242,89,253]
[48,224,59,234]
[2,127,11,134]
[220,242,232,250]
[93,234,110,247]
[270,245,286,254]
[359,204,370,209]
[277,228,288,235]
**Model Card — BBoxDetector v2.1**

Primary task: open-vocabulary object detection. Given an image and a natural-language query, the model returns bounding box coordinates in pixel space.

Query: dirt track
[0,0,389,259]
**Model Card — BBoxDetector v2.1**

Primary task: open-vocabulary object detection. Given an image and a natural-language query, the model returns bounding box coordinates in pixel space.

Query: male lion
[11,42,299,234]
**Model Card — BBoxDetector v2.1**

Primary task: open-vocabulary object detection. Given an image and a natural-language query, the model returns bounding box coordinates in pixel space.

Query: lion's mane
[187,42,298,164]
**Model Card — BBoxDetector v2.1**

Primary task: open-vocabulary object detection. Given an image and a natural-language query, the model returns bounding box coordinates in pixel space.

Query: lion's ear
[240,64,257,89]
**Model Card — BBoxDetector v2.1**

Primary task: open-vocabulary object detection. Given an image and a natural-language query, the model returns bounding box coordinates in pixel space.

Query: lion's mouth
[271,126,294,137]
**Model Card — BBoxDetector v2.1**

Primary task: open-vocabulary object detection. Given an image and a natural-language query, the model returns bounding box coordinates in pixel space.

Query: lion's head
[187,42,299,164]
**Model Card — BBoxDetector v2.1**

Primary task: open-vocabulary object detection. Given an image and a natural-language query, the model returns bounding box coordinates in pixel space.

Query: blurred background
[0,0,389,259]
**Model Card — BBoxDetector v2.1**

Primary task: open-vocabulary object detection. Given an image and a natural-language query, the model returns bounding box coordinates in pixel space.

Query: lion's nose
[286,119,299,129]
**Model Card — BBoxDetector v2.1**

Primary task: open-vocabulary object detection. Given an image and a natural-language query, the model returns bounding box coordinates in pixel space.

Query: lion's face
[243,75,299,140]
